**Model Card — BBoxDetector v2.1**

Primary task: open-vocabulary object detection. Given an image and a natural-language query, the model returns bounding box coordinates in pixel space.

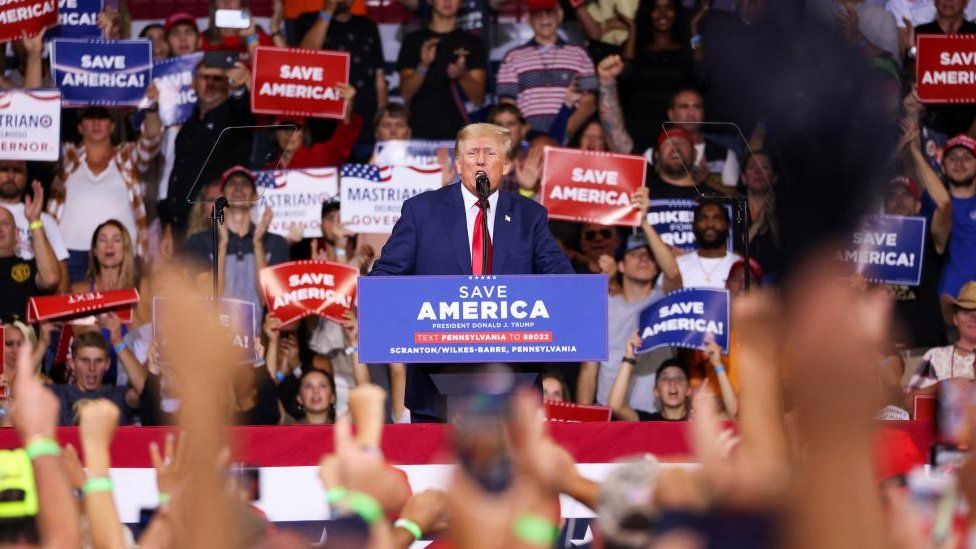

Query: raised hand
[597,254,618,277]
[446,53,468,81]
[253,207,273,242]
[597,54,624,85]
[149,431,189,498]
[78,399,120,451]
[420,38,440,68]
[10,344,59,441]
[20,30,44,57]
[23,180,44,223]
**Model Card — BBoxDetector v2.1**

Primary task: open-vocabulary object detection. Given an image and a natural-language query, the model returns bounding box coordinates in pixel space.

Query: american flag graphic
[254,170,287,189]
[254,167,338,189]
[341,164,393,182]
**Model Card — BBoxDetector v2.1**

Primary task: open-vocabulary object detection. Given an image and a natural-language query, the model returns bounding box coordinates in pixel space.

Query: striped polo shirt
[496,38,597,132]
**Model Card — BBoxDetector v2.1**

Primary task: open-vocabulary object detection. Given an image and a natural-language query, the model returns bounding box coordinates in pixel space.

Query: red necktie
[472,202,493,275]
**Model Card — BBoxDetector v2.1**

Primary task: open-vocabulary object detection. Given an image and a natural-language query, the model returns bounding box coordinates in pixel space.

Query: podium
[359,274,609,421]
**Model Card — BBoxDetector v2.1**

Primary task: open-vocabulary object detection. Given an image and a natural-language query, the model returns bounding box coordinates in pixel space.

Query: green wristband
[83,476,113,495]
[512,514,559,546]
[326,487,348,504]
[342,491,383,525]
[24,438,61,460]
[394,518,423,540]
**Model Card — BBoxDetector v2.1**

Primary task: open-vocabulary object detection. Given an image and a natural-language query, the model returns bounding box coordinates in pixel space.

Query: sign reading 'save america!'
[540,147,646,227]
[358,275,608,363]
[260,260,358,327]
[251,46,350,119]
[917,34,976,103]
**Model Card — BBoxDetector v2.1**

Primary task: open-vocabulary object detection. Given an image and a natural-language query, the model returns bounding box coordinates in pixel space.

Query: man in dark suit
[370,122,574,421]
[371,123,572,276]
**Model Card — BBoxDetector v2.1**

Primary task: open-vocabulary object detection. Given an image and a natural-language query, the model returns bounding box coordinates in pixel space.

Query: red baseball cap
[526,0,558,14]
[945,134,976,157]
[656,127,694,149]
[164,12,198,36]
[729,258,763,283]
[220,165,256,190]
[887,175,920,201]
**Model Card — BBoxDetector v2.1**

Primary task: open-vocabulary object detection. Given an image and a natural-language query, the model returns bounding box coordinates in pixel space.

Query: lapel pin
[504,214,511,222]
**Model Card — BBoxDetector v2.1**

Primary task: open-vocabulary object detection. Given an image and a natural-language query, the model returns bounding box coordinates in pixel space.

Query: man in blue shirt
[910,133,976,301]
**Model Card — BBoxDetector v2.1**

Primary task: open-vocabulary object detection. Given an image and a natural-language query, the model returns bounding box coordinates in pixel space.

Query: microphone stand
[477,181,490,275]
[701,193,751,291]
[211,196,229,308]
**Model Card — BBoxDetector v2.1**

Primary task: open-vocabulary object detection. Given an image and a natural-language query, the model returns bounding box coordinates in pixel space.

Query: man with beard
[673,198,741,289]
[646,128,703,201]
[0,161,69,293]
[0,200,60,321]
[300,0,387,150]
[909,133,976,301]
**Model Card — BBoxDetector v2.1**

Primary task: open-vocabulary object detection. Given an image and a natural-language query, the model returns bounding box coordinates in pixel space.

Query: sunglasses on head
[583,229,613,241]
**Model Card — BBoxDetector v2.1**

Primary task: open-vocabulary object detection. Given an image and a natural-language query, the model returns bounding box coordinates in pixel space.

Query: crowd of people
[2,0,976,544]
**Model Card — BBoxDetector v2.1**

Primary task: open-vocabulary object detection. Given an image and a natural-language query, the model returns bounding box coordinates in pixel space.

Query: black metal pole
[211,196,228,307]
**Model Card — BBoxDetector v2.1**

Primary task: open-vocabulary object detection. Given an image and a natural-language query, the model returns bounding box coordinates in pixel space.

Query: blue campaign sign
[837,215,927,286]
[51,39,152,106]
[646,199,734,252]
[46,0,102,38]
[637,288,730,353]
[358,275,609,363]
[153,297,258,365]
[152,52,202,126]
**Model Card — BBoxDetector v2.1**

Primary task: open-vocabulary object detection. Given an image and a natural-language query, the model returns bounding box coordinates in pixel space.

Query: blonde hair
[7,320,37,348]
[454,123,514,163]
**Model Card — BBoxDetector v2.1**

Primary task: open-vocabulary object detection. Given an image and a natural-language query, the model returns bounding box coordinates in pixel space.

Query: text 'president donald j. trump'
[370,123,574,276]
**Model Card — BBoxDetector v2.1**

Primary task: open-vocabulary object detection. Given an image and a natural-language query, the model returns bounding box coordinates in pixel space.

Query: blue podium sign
[358,274,609,363]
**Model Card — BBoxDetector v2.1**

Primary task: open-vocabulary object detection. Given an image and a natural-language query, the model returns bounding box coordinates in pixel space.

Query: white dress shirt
[461,184,499,261]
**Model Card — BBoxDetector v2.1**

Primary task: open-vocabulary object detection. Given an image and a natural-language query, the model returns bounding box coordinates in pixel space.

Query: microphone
[475,171,490,201]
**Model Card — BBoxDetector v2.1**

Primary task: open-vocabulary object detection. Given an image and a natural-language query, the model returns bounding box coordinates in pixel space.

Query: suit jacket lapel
[442,183,472,274]
[491,191,513,274]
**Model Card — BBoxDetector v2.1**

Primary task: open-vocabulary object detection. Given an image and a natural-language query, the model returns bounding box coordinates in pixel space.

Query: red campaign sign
[544,400,612,423]
[540,146,646,227]
[0,0,58,43]
[251,46,350,119]
[261,260,358,327]
[26,288,139,324]
[917,35,976,103]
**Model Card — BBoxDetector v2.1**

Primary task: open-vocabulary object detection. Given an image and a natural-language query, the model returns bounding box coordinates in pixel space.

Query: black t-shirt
[319,16,385,143]
[914,21,976,136]
[48,384,133,426]
[645,170,702,201]
[0,256,38,322]
[396,27,487,139]
[634,410,688,421]
[892,230,946,349]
